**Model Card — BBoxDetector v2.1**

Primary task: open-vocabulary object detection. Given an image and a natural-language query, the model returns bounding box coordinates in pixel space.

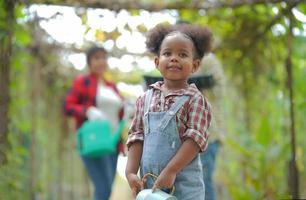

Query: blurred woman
[63,46,124,200]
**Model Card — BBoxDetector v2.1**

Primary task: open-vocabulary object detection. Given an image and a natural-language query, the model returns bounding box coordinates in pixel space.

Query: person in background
[63,46,124,200]
[125,23,213,200]
[194,53,226,200]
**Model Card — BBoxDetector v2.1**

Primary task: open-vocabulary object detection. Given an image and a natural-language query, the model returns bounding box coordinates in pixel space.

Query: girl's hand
[152,169,176,192]
[126,173,144,197]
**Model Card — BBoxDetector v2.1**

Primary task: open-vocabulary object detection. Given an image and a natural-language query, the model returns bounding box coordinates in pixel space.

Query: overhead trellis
[20,0,303,11]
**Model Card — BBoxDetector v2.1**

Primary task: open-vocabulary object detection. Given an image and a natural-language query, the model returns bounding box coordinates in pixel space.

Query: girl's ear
[192,59,201,73]
[154,57,160,69]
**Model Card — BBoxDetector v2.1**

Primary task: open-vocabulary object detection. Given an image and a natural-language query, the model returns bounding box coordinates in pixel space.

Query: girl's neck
[162,80,189,92]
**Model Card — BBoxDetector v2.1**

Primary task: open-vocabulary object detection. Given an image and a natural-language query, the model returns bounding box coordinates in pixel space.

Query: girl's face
[155,33,200,85]
[88,51,108,76]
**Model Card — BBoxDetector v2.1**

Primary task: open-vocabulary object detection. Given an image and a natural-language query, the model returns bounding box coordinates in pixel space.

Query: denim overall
[141,89,205,200]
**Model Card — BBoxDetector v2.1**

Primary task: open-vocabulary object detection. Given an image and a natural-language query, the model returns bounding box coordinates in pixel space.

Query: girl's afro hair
[146,23,213,60]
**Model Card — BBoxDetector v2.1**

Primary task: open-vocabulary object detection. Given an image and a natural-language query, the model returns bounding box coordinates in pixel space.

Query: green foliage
[0,0,7,40]
[0,5,32,198]
[294,36,306,59]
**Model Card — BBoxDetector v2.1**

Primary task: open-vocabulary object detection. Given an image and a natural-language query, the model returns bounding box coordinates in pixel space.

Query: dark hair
[86,46,107,65]
[146,23,213,60]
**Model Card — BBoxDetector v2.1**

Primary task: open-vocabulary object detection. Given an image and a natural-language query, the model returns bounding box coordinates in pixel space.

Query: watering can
[77,119,126,157]
[136,173,177,200]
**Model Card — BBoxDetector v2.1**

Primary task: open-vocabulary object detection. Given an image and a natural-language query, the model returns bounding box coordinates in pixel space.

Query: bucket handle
[142,173,175,195]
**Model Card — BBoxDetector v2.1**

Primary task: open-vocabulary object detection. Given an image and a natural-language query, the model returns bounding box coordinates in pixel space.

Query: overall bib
[141,89,205,200]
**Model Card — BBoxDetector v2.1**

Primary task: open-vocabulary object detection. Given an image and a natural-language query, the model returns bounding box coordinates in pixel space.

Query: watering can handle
[142,173,175,195]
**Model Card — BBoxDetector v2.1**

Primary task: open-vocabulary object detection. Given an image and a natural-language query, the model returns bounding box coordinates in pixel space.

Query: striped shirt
[127,81,212,152]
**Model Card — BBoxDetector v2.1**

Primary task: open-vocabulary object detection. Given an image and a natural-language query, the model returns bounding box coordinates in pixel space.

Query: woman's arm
[63,76,88,118]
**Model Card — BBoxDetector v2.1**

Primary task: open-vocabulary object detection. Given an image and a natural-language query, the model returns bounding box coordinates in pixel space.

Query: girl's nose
[170,55,178,62]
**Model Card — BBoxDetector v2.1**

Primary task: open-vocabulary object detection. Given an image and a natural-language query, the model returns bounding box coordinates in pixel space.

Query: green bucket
[77,119,126,157]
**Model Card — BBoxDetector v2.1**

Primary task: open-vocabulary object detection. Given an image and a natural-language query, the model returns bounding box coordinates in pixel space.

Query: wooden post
[0,0,15,165]
[29,59,40,199]
[286,5,299,199]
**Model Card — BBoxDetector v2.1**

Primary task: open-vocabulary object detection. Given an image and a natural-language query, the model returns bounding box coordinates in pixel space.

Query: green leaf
[14,25,31,45]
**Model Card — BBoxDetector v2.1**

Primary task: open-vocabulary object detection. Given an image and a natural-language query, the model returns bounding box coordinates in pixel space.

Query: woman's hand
[151,169,176,192]
[126,173,144,197]
[86,106,106,120]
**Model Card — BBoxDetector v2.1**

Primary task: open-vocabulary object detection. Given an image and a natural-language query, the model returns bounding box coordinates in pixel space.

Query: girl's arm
[125,141,144,197]
[126,141,143,176]
[152,138,200,191]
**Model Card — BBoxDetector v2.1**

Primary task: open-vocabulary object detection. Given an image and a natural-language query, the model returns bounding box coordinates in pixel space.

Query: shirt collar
[149,81,199,96]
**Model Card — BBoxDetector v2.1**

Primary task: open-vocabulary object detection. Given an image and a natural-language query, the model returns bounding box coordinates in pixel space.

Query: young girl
[125,23,213,200]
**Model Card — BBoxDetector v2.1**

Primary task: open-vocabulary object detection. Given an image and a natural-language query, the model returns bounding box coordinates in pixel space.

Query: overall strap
[144,89,153,134]
[159,95,189,130]
[144,89,153,115]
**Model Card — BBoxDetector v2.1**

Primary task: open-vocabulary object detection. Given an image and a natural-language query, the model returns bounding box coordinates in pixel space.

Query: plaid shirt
[63,73,123,129]
[127,81,212,152]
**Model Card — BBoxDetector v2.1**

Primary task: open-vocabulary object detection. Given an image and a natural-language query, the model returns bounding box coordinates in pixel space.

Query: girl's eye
[163,52,171,56]
[179,53,188,57]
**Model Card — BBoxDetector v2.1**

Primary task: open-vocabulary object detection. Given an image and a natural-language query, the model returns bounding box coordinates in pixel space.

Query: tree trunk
[29,61,40,199]
[0,0,15,165]
[286,6,299,199]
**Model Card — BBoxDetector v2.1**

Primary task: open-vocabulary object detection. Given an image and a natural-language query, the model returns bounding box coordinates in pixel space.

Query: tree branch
[20,0,303,11]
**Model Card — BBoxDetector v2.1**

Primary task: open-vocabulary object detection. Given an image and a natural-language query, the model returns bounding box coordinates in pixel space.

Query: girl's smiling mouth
[167,65,181,71]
